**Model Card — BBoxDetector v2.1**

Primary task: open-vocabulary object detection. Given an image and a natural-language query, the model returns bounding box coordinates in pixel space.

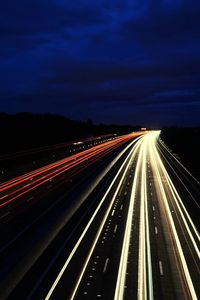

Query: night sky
[0,0,200,127]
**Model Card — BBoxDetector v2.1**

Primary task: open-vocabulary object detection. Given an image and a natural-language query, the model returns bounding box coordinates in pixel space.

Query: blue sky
[0,0,200,126]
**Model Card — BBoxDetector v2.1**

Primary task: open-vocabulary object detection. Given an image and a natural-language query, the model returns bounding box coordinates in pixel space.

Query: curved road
[0,131,199,300]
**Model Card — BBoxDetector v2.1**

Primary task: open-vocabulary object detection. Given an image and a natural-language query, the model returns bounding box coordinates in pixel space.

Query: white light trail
[45,136,144,300]
[114,138,143,300]
[68,138,143,300]
[114,134,154,300]
[45,131,198,300]
[148,132,198,300]
[138,135,153,300]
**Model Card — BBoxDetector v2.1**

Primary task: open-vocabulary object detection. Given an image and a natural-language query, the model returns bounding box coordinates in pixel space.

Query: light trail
[157,154,200,258]
[0,136,148,300]
[0,136,129,191]
[148,132,198,300]
[114,134,153,300]
[150,134,199,258]
[159,139,200,185]
[0,133,144,207]
[114,135,144,300]
[139,135,153,300]
[156,149,200,248]
[2,130,198,300]
[45,136,144,300]
[115,131,198,300]
[45,131,198,300]
[0,140,123,206]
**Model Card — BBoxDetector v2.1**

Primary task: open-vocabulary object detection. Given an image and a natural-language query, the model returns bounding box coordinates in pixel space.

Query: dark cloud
[0,1,103,35]
[0,0,104,55]
[121,1,200,47]
[46,56,200,85]
[0,0,200,126]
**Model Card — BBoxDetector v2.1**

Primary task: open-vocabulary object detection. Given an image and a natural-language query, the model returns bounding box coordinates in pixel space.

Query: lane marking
[45,136,144,300]
[114,225,118,233]
[150,135,198,299]
[155,227,158,235]
[103,258,109,273]
[114,136,149,300]
[159,261,164,276]
[138,136,153,300]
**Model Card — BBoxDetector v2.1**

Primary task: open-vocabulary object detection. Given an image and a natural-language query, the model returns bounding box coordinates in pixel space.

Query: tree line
[0,113,141,154]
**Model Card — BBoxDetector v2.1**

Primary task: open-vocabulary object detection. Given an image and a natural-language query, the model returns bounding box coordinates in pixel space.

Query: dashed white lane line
[159,260,164,276]
[111,209,115,216]
[152,206,155,211]
[114,224,118,233]
[120,204,123,210]
[103,258,109,273]
[124,191,127,196]
[155,226,158,235]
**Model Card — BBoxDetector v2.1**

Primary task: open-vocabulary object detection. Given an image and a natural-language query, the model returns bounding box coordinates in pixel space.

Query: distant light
[73,141,83,145]
[141,127,146,131]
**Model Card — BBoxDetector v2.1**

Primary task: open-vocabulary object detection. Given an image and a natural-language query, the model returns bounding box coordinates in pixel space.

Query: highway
[0,131,199,300]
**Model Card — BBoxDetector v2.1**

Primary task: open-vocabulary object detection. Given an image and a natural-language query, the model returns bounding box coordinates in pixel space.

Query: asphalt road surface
[0,131,199,300]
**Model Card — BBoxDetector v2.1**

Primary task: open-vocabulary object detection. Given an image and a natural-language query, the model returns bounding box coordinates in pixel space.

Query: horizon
[1,111,200,130]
